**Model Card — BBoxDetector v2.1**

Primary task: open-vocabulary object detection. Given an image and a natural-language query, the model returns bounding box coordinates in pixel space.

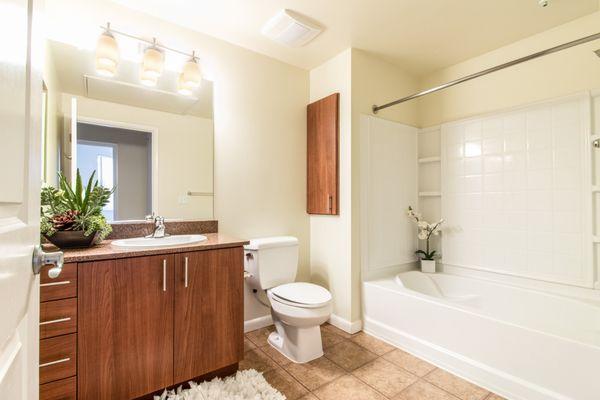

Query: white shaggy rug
[154,369,285,400]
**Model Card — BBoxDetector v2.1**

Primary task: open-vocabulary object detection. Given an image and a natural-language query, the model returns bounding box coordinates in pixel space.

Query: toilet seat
[269,282,332,309]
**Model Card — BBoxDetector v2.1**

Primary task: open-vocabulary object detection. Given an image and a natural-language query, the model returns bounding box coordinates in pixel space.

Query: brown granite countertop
[46,233,249,263]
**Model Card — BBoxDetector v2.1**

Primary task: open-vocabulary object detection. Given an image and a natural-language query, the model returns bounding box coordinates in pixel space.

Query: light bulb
[177,75,194,96]
[140,69,158,87]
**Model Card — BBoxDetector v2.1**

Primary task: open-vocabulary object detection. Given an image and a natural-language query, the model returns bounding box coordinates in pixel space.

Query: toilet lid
[271,282,332,307]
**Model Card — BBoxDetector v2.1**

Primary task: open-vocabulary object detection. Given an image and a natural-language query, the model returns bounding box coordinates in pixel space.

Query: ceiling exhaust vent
[261,9,322,47]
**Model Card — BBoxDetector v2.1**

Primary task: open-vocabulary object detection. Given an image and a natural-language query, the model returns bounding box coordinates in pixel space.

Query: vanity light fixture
[95,23,119,77]
[96,23,202,92]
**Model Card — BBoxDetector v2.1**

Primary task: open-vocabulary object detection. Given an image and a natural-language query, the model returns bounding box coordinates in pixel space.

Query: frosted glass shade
[180,58,202,88]
[95,32,119,77]
[142,47,164,79]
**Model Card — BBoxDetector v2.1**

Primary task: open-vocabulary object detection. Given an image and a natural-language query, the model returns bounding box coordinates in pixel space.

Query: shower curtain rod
[372,31,600,114]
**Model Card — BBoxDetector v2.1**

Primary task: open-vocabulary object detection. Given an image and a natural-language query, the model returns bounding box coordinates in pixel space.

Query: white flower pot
[421,259,436,273]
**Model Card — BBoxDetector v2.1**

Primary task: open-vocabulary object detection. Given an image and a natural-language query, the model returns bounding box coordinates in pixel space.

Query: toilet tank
[244,236,299,290]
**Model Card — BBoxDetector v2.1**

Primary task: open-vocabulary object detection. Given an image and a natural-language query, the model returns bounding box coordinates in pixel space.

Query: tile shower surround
[441,94,591,287]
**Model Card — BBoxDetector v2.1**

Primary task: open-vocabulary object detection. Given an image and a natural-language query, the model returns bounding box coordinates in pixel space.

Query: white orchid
[407,206,444,260]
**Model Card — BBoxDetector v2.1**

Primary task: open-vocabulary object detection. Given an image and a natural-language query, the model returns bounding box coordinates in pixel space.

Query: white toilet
[244,236,332,363]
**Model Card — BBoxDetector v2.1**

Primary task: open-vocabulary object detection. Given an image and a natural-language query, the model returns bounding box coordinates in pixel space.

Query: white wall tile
[441,95,591,287]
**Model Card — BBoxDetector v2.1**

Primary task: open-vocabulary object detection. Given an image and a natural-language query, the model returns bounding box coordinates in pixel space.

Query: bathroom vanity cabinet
[39,235,246,400]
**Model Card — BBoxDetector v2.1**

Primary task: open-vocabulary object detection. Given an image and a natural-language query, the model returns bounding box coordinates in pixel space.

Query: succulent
[41,169,114,242]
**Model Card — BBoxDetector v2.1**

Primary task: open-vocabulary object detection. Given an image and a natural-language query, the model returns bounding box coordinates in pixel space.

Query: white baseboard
[363,317,568,400]
[244,314,273,333]
[328,314,362,334]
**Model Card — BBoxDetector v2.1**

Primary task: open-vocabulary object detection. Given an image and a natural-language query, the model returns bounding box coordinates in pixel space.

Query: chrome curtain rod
[100,22,197,60]
[372,31,600,114]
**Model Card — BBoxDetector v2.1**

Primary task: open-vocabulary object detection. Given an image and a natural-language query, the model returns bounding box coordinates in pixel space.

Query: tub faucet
[145,215,168,238]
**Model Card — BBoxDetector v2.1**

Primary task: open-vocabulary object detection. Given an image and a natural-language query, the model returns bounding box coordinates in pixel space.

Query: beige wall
[418,11,600,127]
[46,0,310,323]
[309,49,353,322]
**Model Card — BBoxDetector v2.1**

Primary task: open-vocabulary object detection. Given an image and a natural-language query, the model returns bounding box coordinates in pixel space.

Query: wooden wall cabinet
[307,93,339,215]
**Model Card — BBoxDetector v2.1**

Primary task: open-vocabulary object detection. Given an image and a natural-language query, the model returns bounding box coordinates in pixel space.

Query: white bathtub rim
[363,316,572,400]
[396,270,600,309]
[364,279,600,351]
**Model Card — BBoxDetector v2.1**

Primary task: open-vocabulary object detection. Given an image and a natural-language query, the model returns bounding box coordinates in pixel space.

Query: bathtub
[362,271,600,400]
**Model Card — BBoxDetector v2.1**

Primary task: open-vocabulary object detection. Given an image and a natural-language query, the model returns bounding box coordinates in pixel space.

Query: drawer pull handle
[40,317,71,326]
[40,280,70,287]
[40,357,70,368]
[163,259,167,292]
[184,257,189,288]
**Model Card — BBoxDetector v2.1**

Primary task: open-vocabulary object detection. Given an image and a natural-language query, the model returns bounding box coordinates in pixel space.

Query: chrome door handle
[162,259,167,292]
[32,245,64,278]
[184,256,189,288]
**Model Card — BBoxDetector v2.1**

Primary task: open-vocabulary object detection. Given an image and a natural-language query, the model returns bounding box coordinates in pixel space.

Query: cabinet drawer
[40,298,77,339]
[40,334,77,384]
[40,376,76,400]
[41,263,77,302]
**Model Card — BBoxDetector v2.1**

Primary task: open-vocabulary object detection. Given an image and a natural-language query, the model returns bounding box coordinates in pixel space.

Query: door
[307,93,339,215]
[61,97,77,184]
[0,0,43,398]
[174,248,244,383]
[78,255,174,399]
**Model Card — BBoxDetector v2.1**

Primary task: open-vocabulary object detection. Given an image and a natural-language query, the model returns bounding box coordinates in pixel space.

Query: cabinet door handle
[40,358,70,368]
[162,259,167,292]
[184,256,189,288]
[328,195,333,212]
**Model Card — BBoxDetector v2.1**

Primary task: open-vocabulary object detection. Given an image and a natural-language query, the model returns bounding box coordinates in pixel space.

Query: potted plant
[407,206,444,273]
[41,169,113,249]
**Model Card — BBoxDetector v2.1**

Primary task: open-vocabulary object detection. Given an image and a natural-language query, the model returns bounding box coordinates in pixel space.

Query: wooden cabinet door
[307,93,339,215]
[174,248,244,383]
[78,255,175,399]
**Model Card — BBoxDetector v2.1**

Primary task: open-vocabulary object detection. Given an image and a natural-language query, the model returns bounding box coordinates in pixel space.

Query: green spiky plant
[41,169,114,242]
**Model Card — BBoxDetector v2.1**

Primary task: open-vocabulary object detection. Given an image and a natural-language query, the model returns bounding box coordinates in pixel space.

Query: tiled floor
[241,324,505,400]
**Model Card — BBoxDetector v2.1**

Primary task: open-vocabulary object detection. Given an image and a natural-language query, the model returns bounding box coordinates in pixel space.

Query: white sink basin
[111,234,207,249]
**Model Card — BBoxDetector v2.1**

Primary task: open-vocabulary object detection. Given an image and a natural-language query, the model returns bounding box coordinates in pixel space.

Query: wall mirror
[41,31,214,222]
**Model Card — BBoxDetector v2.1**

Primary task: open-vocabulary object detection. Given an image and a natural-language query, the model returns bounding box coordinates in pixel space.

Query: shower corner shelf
[592,185,600,193]
[418,156,441,164]
[418,191,441,197]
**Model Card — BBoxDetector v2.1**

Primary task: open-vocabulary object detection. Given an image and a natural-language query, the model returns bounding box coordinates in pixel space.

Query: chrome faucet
[145,214,168,238]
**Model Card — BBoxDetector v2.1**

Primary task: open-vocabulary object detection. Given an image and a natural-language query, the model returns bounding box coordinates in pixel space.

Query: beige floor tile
[246,325,275,347]
[261,344,293,366]
[350,331,395,355]
[239,348,278,373]
[485,394,506,400]
[324,340,378,371]
[321,328,347,349]
[383,349,437,377]
[283,356,345,391]
[321,323,353,339]
[353,358,418,397]
[425,369,489,400]
[395,380,460,400]
[313,375,387,400]
[298,394,319,400]
[263,367,309,400]
[244,336,256,352]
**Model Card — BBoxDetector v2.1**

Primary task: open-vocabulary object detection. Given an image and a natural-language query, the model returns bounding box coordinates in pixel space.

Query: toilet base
[268,321,324,363]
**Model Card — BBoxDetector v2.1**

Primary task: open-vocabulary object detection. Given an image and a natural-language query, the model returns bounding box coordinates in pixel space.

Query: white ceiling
[110,0,599,75]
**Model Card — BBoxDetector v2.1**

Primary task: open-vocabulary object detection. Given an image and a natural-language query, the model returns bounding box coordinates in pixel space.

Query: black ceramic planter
[44,230,99,249]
